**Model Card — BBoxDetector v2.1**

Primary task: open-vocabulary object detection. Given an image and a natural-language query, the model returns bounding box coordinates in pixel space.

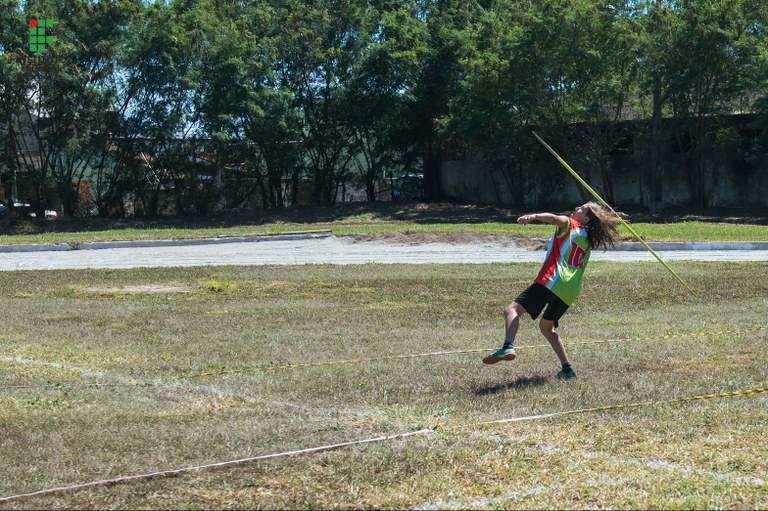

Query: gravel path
[0,235,765,270]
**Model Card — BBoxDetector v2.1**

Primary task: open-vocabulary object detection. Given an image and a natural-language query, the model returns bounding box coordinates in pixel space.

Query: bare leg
[504,302,527,346]
[539,319,570,366]
[483,302,527,365]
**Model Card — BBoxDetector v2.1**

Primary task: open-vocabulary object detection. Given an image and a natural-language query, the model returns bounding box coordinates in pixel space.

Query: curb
[0,230,332,253]
[608,241,768,252]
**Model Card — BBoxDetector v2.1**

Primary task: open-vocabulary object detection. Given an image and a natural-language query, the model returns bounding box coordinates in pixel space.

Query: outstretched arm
[517,213,570,231]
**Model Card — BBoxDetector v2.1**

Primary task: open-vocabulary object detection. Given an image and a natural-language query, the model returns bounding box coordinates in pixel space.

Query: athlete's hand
[517,214,536,225]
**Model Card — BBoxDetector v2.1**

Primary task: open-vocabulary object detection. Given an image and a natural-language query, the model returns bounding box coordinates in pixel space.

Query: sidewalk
[0,230,333,253]
[0,234,765,270]
[1,230,767,253]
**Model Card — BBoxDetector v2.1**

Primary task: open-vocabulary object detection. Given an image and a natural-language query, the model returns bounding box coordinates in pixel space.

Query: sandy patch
[344,229,548,249]
[83,285,193,294]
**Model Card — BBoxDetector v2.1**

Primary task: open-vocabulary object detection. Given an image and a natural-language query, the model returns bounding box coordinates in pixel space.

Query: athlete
[483,202,622,379]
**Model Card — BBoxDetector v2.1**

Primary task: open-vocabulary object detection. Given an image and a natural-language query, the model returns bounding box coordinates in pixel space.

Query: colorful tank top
[534,217,591,305]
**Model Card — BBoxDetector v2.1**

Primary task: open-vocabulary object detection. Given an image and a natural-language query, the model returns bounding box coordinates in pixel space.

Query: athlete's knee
[504,302,524,320]
[539,319,556,334]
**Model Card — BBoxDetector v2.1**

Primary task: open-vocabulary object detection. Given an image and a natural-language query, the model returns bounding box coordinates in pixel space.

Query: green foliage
[633,0,768,206]
[1,0,767,214]
[348,1,430,200]
[205,279,232,293]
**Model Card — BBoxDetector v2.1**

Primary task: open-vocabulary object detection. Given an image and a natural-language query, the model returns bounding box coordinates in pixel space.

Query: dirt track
[346,229,548,249]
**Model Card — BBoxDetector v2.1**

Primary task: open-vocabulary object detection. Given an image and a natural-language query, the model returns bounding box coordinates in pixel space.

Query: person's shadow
[473,375,549,396]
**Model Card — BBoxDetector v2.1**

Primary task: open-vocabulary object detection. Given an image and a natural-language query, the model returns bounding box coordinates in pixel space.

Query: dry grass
[0,262,766,509]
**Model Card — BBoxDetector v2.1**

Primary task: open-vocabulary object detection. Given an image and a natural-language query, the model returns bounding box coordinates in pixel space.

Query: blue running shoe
[483,346,516,365]
[555,366,577,379]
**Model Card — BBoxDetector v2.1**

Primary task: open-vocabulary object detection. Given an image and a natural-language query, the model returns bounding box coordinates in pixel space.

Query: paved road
[0,235,766,270]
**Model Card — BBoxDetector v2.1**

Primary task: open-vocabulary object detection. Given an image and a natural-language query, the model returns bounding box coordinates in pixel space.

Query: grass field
[0,262,766,508]
[2,202,768,244]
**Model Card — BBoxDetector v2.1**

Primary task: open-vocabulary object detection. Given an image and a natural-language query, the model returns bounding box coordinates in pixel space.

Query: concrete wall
[438,119,768,210]
[440,153,768,209]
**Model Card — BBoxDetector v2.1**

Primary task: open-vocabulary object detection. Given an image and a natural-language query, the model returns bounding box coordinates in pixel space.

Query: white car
[29,210,59,219]
[13,203,59,219]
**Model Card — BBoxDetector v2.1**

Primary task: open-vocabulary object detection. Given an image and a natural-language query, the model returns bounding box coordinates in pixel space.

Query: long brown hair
[583,202,624,250]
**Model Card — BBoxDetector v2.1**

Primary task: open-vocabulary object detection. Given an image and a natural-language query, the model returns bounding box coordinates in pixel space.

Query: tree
[404,0,472,200]
[749,2,768,168]
[0,1,27,212]
[1,0,141,218]
[440,0,608,204]
[638,0,763,207]
[347,0,429,201]
[277,0,372,205]
[570,0,642,205]
[119,0,212,216]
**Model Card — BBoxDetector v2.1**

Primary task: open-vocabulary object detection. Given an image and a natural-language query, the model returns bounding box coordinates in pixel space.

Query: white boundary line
[415,440,767,510]
[0,355,333,416]
[1,388,764,504]
[0,429,432,503]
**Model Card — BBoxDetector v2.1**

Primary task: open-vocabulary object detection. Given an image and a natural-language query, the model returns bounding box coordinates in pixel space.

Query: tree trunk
[290,171,299,206]
[256,175,269,209]
[649,76,663,213]
[365,166,377,202]
[423,142,442,201]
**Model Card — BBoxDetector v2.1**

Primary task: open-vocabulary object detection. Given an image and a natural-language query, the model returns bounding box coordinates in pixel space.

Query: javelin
[531,131,694,294]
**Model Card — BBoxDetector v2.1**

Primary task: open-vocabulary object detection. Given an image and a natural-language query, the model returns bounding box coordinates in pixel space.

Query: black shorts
[514,282,569,327]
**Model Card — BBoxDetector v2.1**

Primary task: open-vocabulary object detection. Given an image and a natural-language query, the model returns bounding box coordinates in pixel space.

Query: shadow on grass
[0,201,519,236]
[3,201,767,236]
[473,374,549,396]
